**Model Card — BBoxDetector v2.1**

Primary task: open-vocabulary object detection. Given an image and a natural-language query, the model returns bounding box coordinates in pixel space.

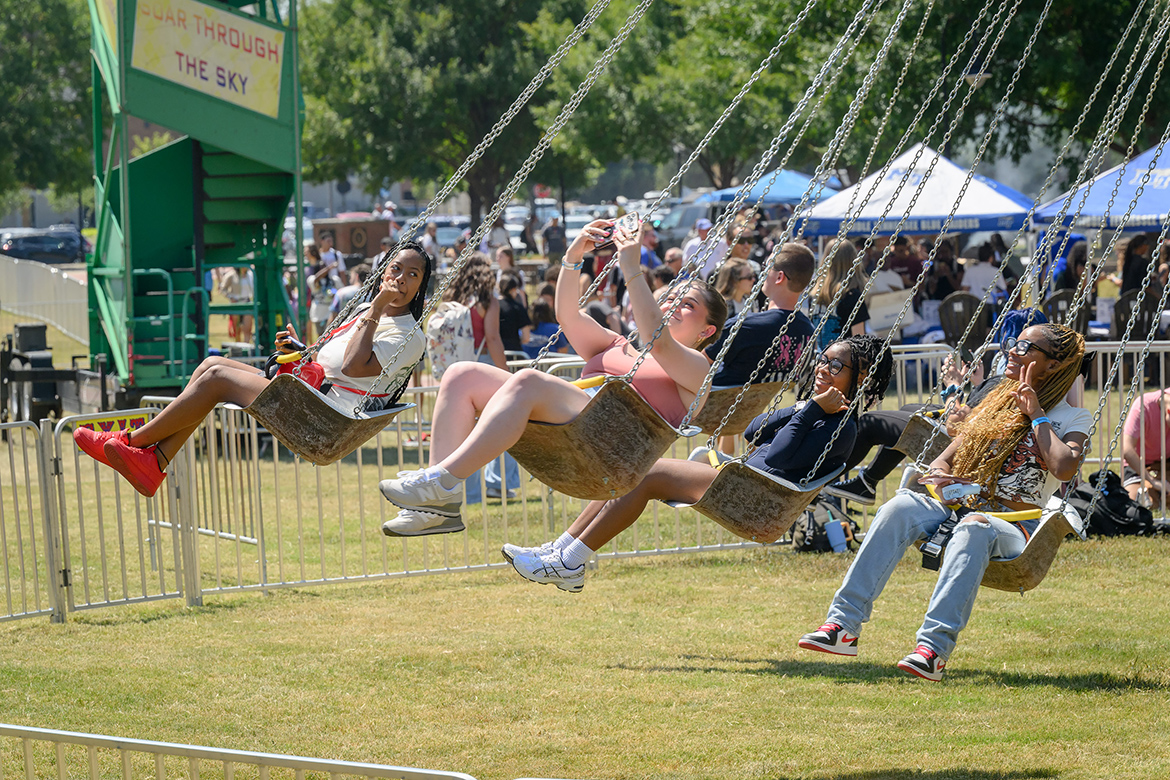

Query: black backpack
[1066,470,1156,537]
[792,497,859,553]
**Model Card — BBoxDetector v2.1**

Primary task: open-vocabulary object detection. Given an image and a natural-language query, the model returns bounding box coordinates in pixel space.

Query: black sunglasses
[1002,336,1057,360]
[816,353,852,376]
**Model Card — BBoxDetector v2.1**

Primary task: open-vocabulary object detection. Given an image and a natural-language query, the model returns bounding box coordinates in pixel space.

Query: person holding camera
[799,323,1090,681]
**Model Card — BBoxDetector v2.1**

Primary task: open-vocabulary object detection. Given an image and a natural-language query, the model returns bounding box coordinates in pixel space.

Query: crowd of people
[75,204,1118,683]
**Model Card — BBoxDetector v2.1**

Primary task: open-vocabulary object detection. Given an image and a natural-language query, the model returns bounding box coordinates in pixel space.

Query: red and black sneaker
[898,645,946,681]
[798,622,859,656]
[73,427,129,468]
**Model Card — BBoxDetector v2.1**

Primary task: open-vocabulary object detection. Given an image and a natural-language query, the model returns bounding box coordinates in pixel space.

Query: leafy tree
[300,0,597,226]
[0,0,91,204]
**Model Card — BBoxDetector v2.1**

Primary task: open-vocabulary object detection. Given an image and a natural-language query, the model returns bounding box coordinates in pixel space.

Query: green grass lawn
[2,534,1169,780]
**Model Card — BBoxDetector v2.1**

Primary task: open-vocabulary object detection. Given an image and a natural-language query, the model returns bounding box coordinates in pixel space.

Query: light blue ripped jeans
[824,488,1027,659]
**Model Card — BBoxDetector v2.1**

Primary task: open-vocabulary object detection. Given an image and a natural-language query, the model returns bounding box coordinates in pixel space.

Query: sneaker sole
[797,637,859,656]
[897,659,943,681]
[822,485,877,505]
[381,517,466,537]
[508,561,583,593]
[378,482,462,517]
[104,446,164,498]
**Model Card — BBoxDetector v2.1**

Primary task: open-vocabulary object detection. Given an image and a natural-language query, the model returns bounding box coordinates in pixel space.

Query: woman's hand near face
[1011,360,1043,419]
[813,385,849,414]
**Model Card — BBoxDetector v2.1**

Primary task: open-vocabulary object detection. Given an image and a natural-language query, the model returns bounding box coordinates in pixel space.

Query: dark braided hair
[837,333,893,413]
[367,239,432,410]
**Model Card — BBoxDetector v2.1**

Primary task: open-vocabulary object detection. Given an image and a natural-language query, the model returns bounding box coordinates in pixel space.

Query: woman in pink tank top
[380,220,728,537]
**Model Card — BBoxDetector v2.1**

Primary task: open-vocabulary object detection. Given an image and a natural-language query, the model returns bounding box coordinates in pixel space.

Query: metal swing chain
[907,6,1170,472]
[904,8,1168,477]
[619,0,881,388]
[800,0,1048,486]
[685,0,927,436]
[676,0,900,311]
[1054,115,1170,524]
[1064,10,1170,322]
[524,0,823,370]
[731,0,1005,456]
[336,0,659,411]
[299,0,618,358]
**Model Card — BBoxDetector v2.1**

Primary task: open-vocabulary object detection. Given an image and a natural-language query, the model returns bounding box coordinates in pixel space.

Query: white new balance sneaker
[509,549,585,593]
[381,509,465,537]
[379,468,463,517]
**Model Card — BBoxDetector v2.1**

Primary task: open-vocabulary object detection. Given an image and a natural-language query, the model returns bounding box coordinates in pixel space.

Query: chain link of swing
[315,0,660,412]
[701,0,1004,455]
[909,1,1170,472]
[800,0,1051,484]
[616,0,886,387]
[524,0,824,370]
[686,0,930,436]
[699,0,1007,468]
[302,0,615,347]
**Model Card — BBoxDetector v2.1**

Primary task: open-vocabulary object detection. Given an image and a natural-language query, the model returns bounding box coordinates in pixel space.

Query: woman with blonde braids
[799,323,1091,681]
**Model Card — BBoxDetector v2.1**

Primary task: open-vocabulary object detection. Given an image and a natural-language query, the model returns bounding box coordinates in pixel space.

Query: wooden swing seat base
[896,466,1080,593]
[913,510,1077,593]
[689,382,789,436]
[666,461,844,544]
[508,380,699,501]
[893,412,950,465]
[244,373,414,466]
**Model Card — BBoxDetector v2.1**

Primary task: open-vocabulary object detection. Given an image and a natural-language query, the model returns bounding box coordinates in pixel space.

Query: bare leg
[437,369,592,480]
[426,361,515,467]
[129,357,269,464]
[571,459,717,550]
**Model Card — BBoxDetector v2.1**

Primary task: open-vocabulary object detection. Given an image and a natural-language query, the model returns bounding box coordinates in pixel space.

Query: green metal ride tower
[86,0,303,401]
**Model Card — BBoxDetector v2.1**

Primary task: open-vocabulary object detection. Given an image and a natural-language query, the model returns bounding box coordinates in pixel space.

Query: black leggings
[844,403,941,480]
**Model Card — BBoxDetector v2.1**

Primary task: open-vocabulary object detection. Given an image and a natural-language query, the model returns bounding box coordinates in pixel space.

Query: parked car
[0,228,84,264]
[655,202,728,249]
[431,215,471,251]
[563,214,593,245]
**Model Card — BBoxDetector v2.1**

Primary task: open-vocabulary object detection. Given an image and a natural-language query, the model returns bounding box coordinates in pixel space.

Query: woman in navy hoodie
[505,333,894,593]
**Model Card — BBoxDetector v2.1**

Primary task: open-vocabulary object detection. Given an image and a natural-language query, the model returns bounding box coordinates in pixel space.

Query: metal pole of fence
[172,446,203,607]
[38,420,66,623]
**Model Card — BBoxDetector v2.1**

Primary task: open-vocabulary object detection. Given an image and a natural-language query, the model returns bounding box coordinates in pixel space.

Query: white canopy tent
[794,143,1033,237]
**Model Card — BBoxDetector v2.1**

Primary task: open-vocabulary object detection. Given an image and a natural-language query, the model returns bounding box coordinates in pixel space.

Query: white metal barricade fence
[0,256,89,345]
[0,342,1161,622]
[0,723,478,780]
[0,421,59,622]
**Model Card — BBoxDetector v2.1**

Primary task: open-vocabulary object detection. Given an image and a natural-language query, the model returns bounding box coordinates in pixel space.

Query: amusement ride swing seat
[689,381,791,436]
[893,410,952,466]
[242,373,414,466]
[664,451,844,543]
[507,376,701,501]
[894,467,1080,594]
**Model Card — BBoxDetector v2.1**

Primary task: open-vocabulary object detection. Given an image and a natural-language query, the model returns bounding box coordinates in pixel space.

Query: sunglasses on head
[816,353,852,376]
[1002,336,1057,360]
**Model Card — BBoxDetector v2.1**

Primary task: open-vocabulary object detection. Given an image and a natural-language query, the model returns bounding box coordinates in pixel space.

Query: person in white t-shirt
[961,243,1005,300]
[800,323,1089,681]
[72,244,432,499]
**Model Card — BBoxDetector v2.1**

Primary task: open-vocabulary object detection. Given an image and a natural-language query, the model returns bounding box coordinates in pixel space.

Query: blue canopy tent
[695,169,838,205]
[1034,145,1170,231]
[794,144,1033,236]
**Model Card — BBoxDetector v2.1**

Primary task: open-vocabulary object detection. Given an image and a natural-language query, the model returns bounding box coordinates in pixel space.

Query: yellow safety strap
[572,375,607,390]
[925,484,1042,522]
[275,351,304,365]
